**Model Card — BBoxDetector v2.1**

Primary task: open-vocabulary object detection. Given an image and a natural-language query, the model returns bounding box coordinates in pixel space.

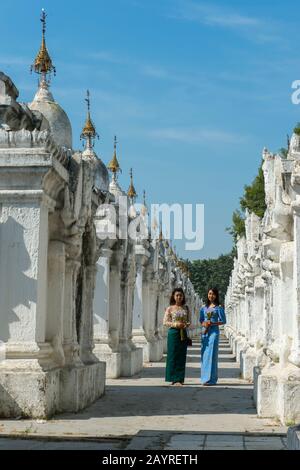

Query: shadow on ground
[53,339,255,421]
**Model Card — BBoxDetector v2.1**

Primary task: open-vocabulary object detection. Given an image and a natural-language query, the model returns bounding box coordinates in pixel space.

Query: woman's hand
[175,321,186,329]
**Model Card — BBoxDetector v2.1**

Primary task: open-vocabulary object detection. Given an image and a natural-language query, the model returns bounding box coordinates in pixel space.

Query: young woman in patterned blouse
[163,287,191,386]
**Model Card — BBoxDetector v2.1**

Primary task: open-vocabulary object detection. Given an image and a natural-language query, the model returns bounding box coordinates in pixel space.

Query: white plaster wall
[93,258,109,339]
[0,201,48,344]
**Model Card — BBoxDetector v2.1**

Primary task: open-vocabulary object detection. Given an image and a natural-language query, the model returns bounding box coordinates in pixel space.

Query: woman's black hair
[170,287,186,306]
[206,287,220,307]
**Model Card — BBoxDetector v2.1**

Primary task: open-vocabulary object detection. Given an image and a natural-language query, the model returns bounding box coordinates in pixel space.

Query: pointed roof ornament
[107,135,122,178]
[127,168,137,202]
[141,189,148,216]
[31,9,56,86]
[151,206,158,232]
[80,90,99,150]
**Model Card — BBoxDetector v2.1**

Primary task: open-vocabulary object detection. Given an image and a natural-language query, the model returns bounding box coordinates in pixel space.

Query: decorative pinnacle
[151,206,158,232]
[31,9,56,83]
[80,90,99,149]
[127,168,137,201]
[141,190,148,216]
[107,135,122,176]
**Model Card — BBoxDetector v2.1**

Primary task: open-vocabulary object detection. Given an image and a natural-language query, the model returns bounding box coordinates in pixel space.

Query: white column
[80,264,98,364]
[46,240,66,366]
[93,249,113,344]
[132,260,145,334]
[289,203,300,366]
[63,258,82,366]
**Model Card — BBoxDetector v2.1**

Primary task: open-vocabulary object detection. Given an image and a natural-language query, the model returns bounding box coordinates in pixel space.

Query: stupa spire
[141,189,148,216]
[80,90,99,150]
[31,9,56,88]
[107,136,122,182]
[127,168,137,203]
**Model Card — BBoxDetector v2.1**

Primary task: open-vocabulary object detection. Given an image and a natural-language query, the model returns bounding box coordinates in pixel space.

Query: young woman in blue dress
[200,287,226,386]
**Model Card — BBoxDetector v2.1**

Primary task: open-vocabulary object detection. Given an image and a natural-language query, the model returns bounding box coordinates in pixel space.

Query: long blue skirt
[201,329,219,384]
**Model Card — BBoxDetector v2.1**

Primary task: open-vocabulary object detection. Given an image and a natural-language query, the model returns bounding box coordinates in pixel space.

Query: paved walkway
[0,336,287,450]
[0,433,287,450]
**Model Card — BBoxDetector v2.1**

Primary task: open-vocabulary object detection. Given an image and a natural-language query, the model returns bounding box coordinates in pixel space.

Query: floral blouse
[163,305,191,328]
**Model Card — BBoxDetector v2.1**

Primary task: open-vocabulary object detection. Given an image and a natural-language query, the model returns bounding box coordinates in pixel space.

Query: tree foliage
[227,162,266,244]
[226,209,246,244]
[294,122,300,136]
[279,147,288,159]
[186,251,235,305]
[240,166,266,218]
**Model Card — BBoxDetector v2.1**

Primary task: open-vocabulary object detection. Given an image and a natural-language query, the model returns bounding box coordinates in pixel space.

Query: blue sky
[1,0,300,260]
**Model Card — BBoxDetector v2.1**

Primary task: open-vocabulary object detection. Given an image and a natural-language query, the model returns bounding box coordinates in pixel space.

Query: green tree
[279,148,288,159]
[240,165,266,218]
[294,122,300,136]
[226,210,246,245]
[187,251,235,305]
[227,162,266,245]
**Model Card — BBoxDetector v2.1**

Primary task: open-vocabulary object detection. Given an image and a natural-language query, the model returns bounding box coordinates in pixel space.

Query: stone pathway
[126,431,287,450]
[0,433,287,450]
[0,336,287,450]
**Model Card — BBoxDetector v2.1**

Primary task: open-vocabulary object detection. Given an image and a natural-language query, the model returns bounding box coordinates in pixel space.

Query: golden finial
[127,168,137,201]
[31,9,56,83]
[141,190,148,216]
[107,136,122,175]
[177,258,188,273]
[80,90,99,149]
[151,206,158,233]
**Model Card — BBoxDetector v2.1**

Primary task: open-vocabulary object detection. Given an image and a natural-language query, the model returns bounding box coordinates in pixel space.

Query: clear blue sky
[2,0,300,260]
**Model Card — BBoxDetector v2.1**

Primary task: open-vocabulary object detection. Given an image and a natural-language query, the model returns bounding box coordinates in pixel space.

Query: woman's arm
[163,307,173,328]
[211,307,226,326]
[199,307,205,325]
[200,307,210,327]
[217,306,226,325]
